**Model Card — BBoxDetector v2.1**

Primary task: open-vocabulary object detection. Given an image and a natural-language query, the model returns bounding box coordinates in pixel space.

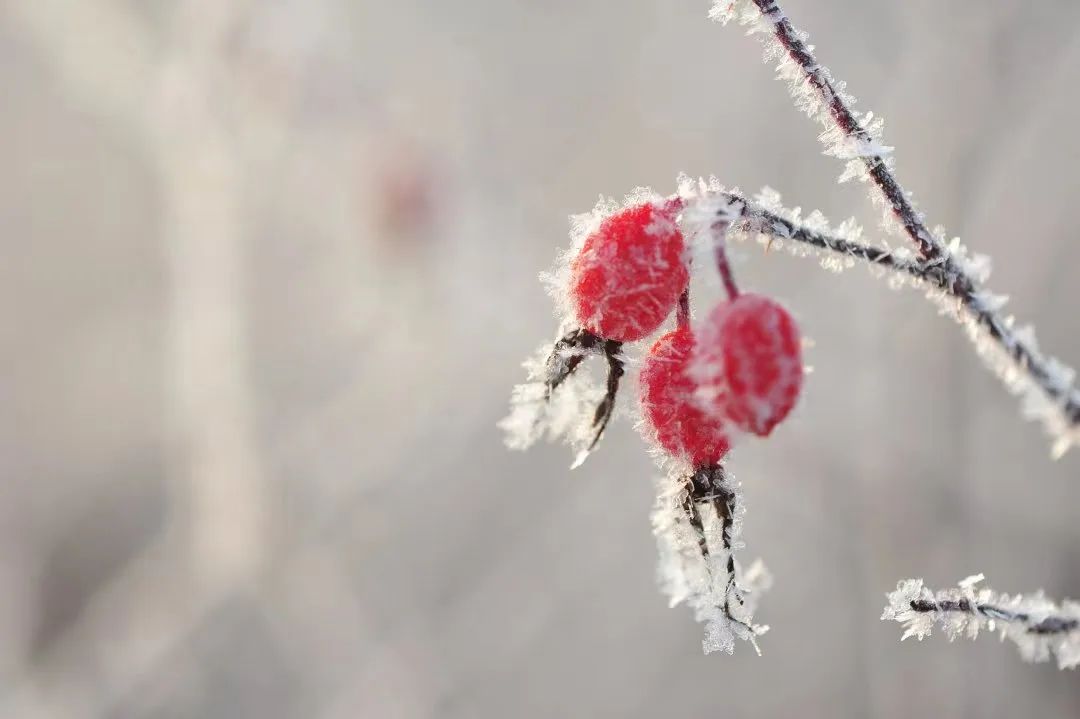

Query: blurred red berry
[697,293,803,437]
[570,202,688,343]
[639,327,730,465]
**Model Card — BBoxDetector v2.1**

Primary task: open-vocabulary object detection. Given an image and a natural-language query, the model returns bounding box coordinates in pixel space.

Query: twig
[908,598,1079,636]
[747,0,943,261]
[883,575,1080,669]
[716,191,932,281]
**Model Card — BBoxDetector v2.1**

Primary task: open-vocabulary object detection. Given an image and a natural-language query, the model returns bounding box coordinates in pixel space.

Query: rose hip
[570,202,688,343]
[696,293,803,437]
[640,327,730,465]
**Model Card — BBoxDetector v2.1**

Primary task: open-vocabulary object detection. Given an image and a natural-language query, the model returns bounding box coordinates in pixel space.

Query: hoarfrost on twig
[883,575,1080,670]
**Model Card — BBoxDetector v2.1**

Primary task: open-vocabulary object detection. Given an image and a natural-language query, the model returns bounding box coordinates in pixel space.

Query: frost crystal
[651,464,771,654]
[707,0,753,26]
[883,575,1080,670]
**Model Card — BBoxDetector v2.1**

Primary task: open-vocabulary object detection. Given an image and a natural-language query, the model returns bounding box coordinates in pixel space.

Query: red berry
[570,202,689,343]
[696,293,803,437]
[639,327,730,465]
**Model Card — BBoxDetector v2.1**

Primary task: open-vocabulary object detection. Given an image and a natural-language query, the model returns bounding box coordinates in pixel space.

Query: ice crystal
[707,0,753,26]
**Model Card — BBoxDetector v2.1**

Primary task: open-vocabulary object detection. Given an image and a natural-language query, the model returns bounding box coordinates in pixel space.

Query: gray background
[1,0,1079,716]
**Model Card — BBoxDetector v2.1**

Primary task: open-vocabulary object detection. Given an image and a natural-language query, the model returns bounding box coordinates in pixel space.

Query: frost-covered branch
[883,575,1080,670]
[712,0,938,259]
[652,463,771,654]
[710,189,936,281]
[712,0,1080,456]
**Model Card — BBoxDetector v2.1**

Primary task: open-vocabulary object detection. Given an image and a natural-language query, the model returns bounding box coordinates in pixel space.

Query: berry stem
[677,288,691,330]
[712,218,740,300]
[676,199,692,329]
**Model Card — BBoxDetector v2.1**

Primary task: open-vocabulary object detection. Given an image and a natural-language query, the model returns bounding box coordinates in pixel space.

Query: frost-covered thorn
[883,576,1080,670]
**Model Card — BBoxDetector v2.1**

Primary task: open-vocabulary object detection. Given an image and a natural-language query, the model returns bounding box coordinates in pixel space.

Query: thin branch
[883,575,1080,669]
[908,598,1079,636]
[747,0,943,261]
[721,192,932,281]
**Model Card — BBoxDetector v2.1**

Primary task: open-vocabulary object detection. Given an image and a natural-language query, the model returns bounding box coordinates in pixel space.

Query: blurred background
[2,0,1079,716]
